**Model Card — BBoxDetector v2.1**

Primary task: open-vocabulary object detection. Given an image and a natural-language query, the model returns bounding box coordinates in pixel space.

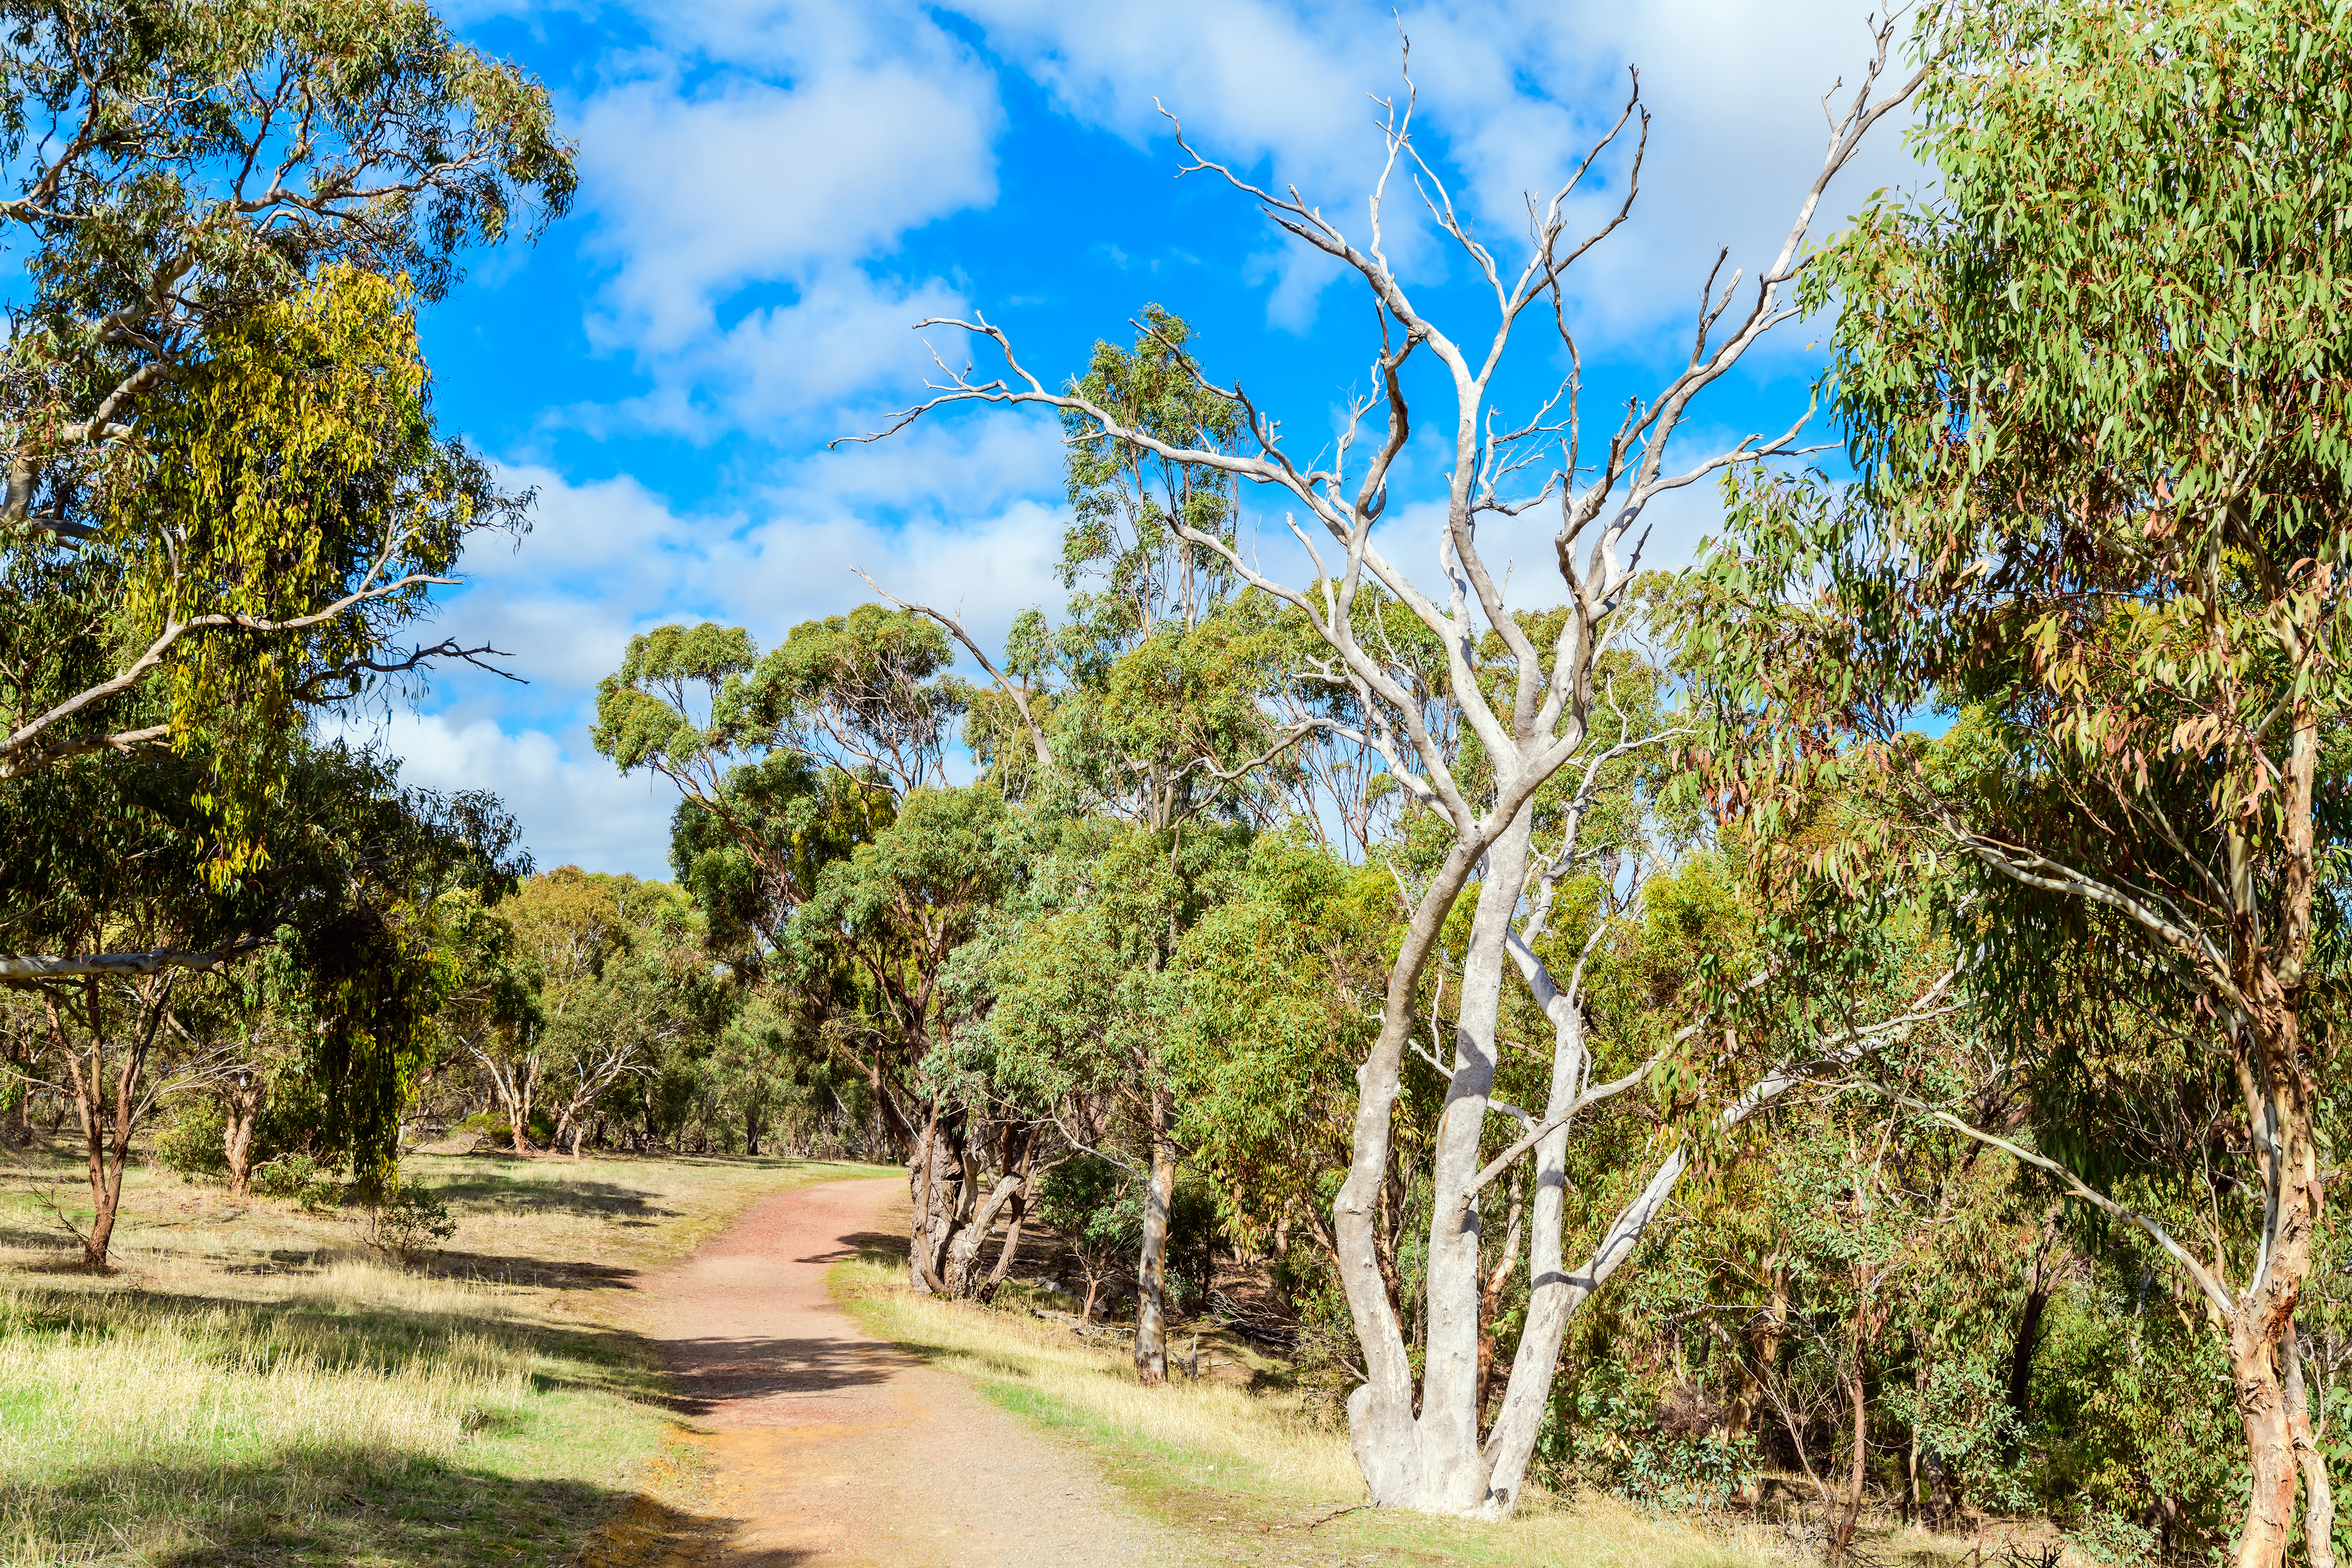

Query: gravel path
[607,1175,1188,1567]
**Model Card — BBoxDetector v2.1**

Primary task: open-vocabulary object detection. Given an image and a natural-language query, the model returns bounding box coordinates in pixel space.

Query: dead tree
[856,26,1923,1516]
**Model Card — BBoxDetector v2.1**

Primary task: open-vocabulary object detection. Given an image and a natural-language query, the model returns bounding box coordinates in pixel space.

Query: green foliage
[1,0,574,873]
[1171,827,1396,1247]
[2069,1514,2161,1568]
[252,1152,339,1211]
[370,1185,457,1262]
[153,1098,230,1178]
[1543,1366,1761,1516]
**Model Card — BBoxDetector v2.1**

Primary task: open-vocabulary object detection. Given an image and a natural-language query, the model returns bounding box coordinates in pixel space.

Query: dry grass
[834,1252,1796,1568]
[0,1137,889,1566]
[839,1253,1362,1496]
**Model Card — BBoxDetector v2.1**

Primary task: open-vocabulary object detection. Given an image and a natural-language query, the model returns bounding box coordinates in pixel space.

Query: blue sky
[370,0,1925,879]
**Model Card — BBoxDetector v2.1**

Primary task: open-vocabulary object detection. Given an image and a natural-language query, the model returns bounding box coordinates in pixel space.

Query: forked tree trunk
[943,1129,1035,1298]
[48,976,168,1271]
[1134,1087,1177,1384]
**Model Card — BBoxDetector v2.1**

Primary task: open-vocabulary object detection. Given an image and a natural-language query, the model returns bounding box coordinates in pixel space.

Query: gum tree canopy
[1698,4,2352,1564]
[0,0,574,967]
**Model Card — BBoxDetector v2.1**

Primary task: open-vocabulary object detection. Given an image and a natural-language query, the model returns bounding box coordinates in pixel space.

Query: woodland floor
[580,1176,1187,1567]
[0,1139,2027,1567]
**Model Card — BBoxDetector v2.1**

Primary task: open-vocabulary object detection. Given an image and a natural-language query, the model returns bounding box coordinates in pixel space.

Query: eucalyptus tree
[594,608,964,1126]
[0,0,571,960]
[1696,4,2352,1560]
[856,30,1926,1514]
[863,316,1305,1352]
[595,609,1020,1275]
[3,740,523,1263]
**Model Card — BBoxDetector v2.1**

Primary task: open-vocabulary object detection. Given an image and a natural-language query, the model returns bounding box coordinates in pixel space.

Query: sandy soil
[587,1175,1190,1568]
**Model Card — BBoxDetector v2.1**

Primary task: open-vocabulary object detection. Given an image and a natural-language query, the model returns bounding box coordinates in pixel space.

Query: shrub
[2070,1513,2160,1568]
[457,1108,554,1146]
[1537,1363,1759,1513]
[370,1187,457,1263]
[153,1100,230,1179]
[252,1153,341,1211]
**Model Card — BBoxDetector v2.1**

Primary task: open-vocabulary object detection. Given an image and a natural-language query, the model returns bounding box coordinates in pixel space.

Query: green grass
[0,1138,892,1566]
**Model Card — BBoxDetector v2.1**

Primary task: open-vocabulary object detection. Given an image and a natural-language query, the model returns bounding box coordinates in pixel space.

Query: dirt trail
[599,1175,1188,1568]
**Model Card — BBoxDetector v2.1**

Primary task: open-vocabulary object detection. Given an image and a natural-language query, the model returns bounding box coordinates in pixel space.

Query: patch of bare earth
[586,1176,1190,1567]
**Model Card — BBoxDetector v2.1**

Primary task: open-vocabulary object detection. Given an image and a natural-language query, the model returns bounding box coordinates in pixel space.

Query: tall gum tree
[1693,4,2352,1563]
[0,0,574,970]
[867,310,1305,1378]
[854,29,1927,1514]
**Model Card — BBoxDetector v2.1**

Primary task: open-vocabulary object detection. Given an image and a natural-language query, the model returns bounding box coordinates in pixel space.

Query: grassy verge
[0,1139,891,1567]
[833,1251,1792,1568]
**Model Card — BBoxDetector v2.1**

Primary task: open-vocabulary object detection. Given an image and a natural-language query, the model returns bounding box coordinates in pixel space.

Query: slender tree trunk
[1334,838,1483,1509]
[1829,1362,1869,1567]
[2228,1001,2323,1568]
[1135,1085,1176,1385]
[51,977,165,1270]
[1474,1186,1525,1432]
[2286,1320,2338,1568]
[2003,1281,2048,1460]
[1411,800,1535,1510]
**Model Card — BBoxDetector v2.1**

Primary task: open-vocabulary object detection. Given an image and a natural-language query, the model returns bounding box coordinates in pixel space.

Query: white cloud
[563,0,1004,434]
[954,0,1922,345]
[587,267,971,439]
[362,711,680,879]
[578,65,997,350]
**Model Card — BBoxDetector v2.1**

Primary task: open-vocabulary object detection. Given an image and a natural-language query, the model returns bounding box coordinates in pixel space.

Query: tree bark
[907,1107,963,1293]
[2003,1282,2048,1459]
[1408,802,1535,1511]
[2227,971,2324,1568]
[2233,1306,2300,1568]
[1829,1362,1869,1567]
[1135,1085,1176,1384]
[980,1134,1037,1302]
[222,1075,262,1197]
[2286,1319,2338,1568]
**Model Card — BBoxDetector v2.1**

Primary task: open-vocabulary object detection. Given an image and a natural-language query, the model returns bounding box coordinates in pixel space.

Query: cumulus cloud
[353,710,681,879]
[563,0,1002,433]
[955,0,1922,343]
[577,64,996,350]
[379,0,1922,877]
